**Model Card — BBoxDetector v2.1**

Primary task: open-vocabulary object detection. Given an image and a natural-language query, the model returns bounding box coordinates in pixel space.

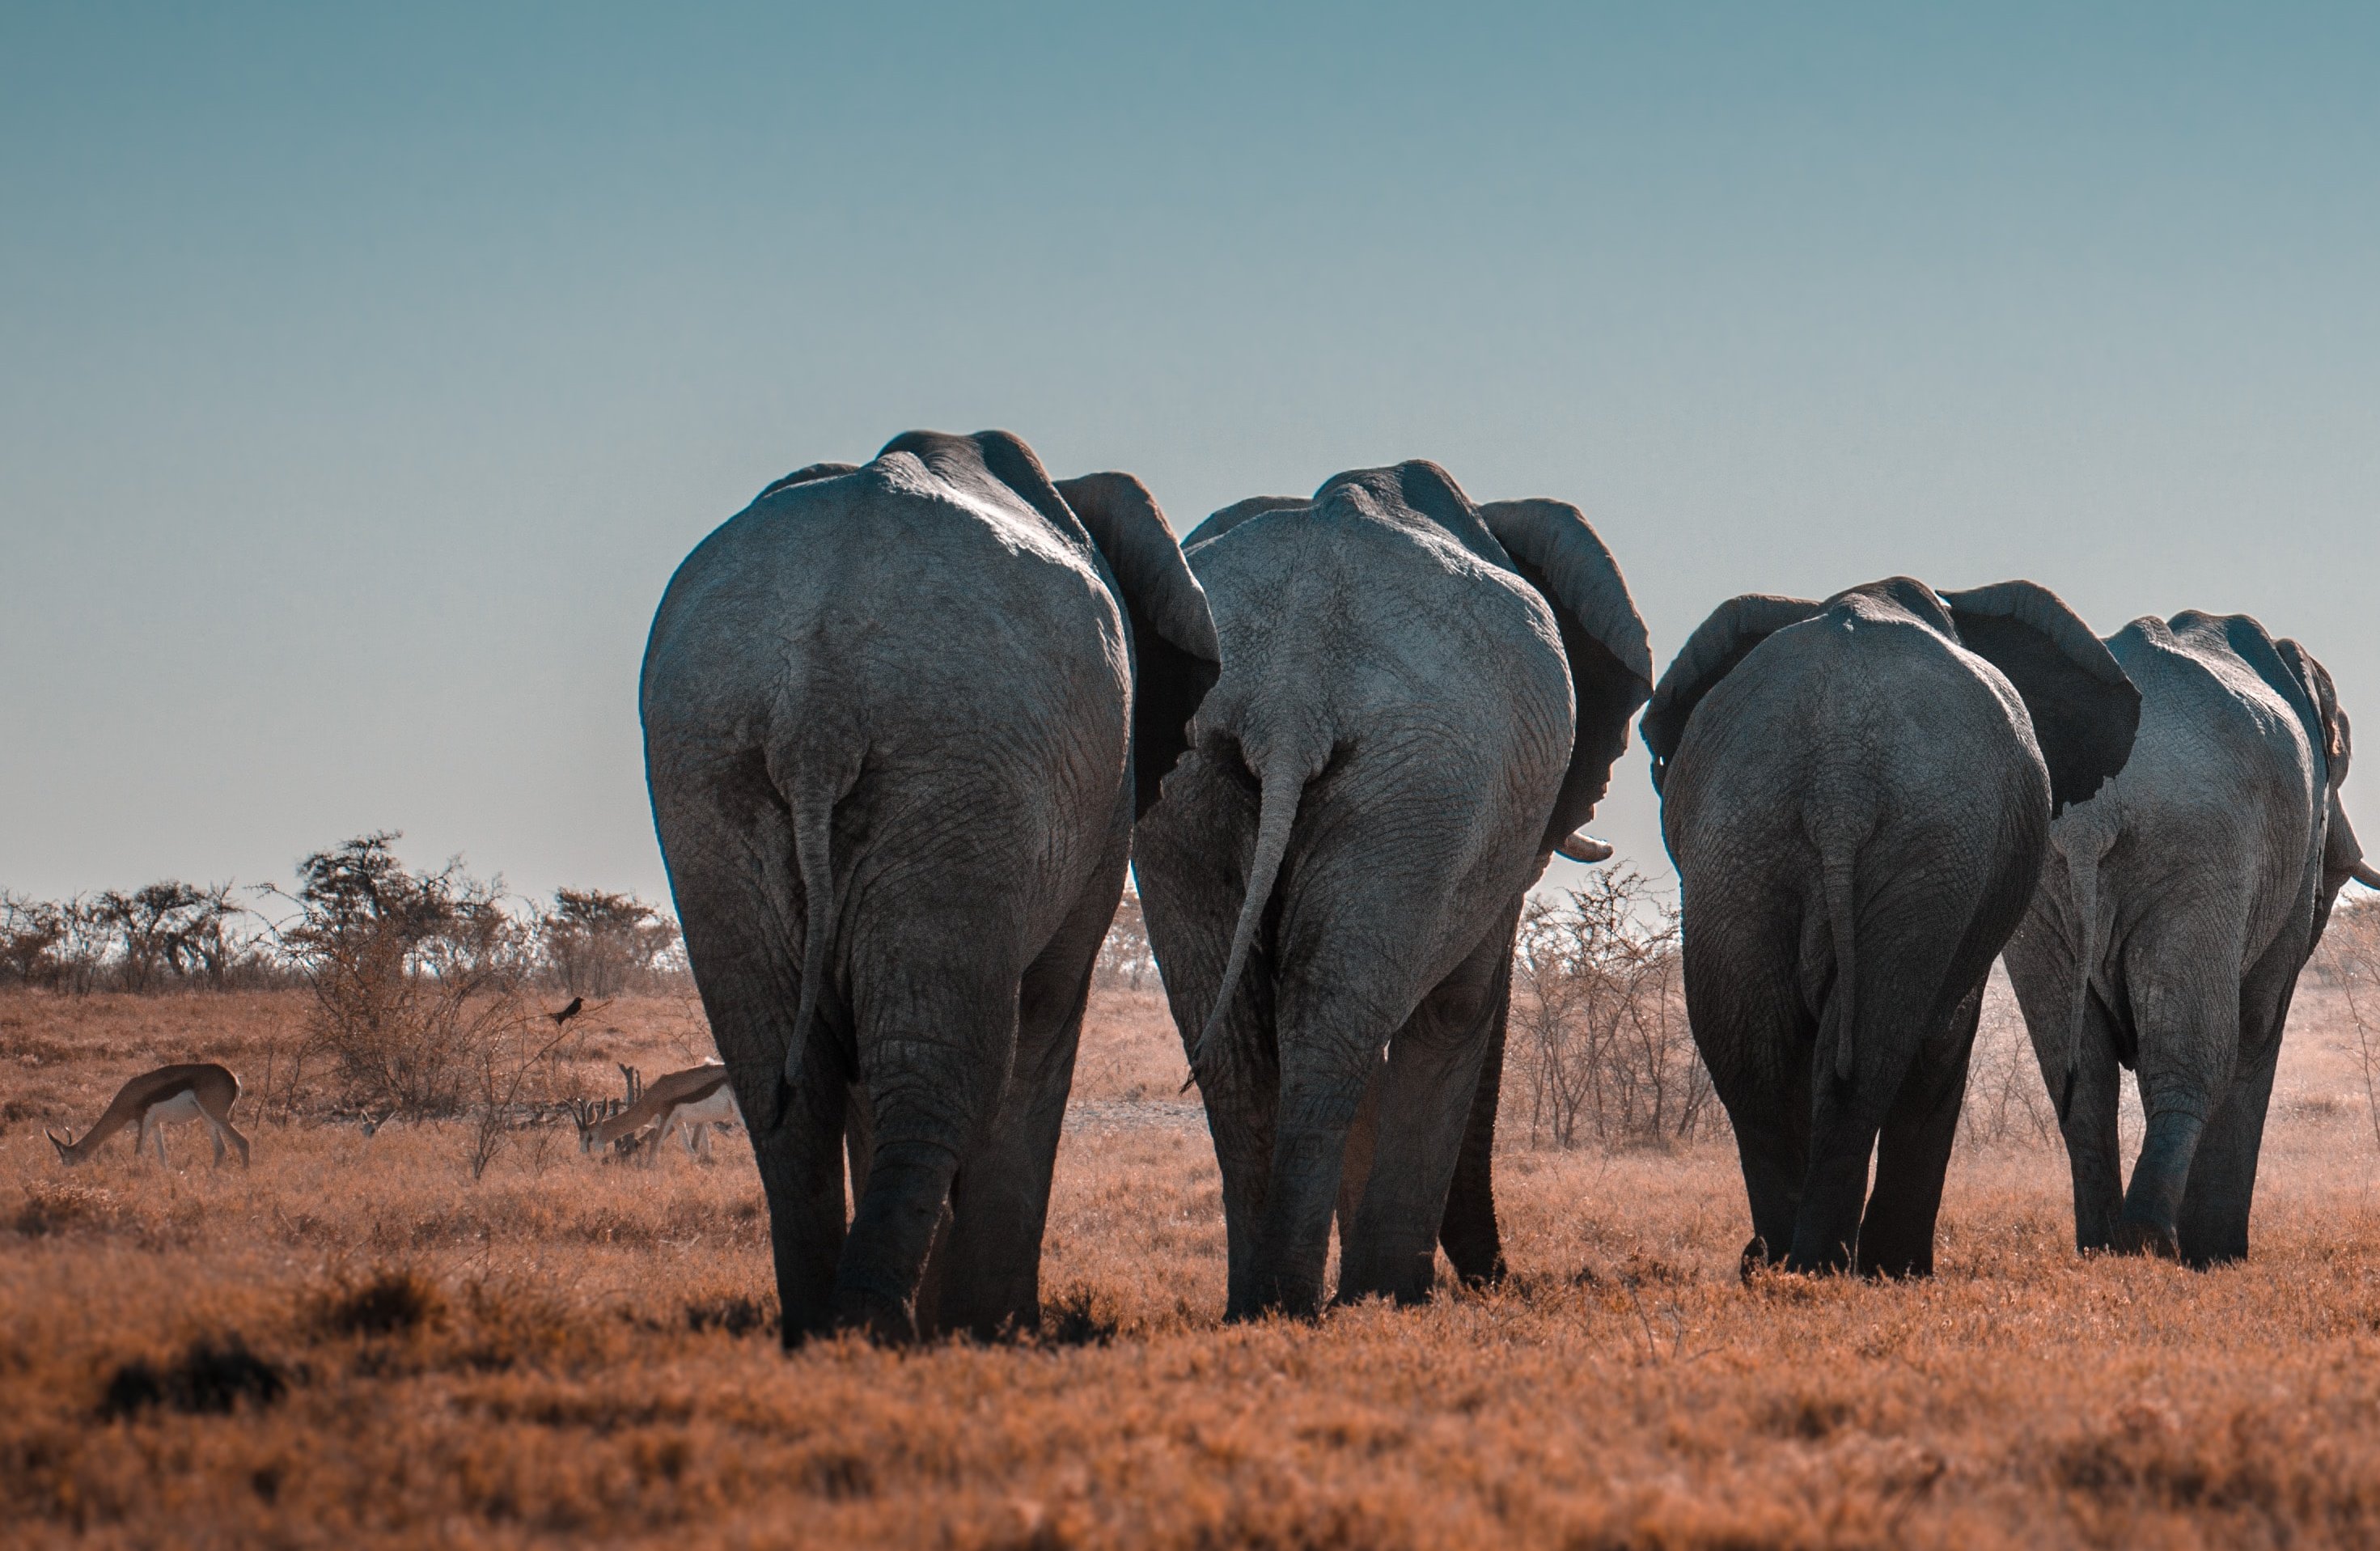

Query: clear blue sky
[2,2,2374,905]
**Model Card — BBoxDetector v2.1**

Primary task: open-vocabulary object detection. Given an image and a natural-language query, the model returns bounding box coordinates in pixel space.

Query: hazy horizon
[5,4,2375,908]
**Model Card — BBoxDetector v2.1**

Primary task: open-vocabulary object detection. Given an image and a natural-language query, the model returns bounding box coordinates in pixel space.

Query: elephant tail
[1186,744,1316,1082]
[782,779,841,1091]
[2056,833,2110,1120]
[1819,852,1861,1083]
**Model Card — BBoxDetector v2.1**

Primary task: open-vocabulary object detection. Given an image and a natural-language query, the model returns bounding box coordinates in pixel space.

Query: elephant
[642,429,1219,1343]
[1641,577,2140,1277]
[1133,461,1652,1319]
[2001,612,2379,1265]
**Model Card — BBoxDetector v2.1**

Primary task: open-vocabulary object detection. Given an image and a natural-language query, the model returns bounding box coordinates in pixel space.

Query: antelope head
[47,1129,83,1167]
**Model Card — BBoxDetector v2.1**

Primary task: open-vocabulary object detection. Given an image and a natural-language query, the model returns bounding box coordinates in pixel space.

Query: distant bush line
[1,832,686,999]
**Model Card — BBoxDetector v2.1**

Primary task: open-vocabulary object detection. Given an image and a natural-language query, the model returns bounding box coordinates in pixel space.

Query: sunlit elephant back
[1135,461,1651,1319]
[1644,578,2139,1278]
[2003,611,2379,1265]
[641,430,1218,1343]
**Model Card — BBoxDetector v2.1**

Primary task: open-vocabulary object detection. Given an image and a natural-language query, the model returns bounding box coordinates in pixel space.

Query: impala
[49,1062,252,1168]
[578,1062,739,1163]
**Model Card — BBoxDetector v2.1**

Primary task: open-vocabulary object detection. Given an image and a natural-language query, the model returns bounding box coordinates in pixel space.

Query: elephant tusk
[1553,830,1616,865]
[2354,859,2380,889]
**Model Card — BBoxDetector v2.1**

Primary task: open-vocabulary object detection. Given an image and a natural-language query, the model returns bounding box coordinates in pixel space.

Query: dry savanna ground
[9,979,2380,1548]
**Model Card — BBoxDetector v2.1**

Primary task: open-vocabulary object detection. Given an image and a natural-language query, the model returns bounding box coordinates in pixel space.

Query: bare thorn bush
[1510,868,1716,1150]
[273,833,536,1123]
[2320,896,2380,1150]
[1955,968,2060,1151]
[1095,886,1158,993]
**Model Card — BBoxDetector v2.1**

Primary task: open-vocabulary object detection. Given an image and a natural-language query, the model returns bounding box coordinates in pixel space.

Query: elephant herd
[640,428,2377,1345]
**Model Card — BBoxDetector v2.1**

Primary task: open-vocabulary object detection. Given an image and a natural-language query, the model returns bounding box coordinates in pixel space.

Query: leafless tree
[538,888,682,997]
[0,892,66,987]
[93,880,255,991]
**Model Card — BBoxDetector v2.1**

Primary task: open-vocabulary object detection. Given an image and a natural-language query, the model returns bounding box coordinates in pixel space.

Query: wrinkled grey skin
[1643,578,2141,1277]
[2003,612,2378,1266]
[1134,463,1651,1319]
[642,430,1218,1344]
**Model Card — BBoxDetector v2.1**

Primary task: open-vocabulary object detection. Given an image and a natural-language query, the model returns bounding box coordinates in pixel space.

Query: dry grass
[8,981,2380,1547]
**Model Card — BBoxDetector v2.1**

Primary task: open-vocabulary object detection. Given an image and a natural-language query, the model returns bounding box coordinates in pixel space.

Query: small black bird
[550,996,584,1028]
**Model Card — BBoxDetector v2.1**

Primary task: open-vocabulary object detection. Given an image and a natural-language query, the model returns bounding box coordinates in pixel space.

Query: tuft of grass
[1035,1286,1118,1348]
[99,1337,289,1419]
[11,1180,121,1237]
[307,1266,446,1338]
[684,1293,776,1337]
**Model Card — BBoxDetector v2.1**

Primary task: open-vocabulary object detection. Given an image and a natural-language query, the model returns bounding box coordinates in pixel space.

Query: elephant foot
[2111,1218,2180,1261]
[1738,1236,1776,1285]
[832,1282,919,1345]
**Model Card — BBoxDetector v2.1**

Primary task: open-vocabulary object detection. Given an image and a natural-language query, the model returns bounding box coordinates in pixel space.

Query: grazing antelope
[49,1063,252,1168]
[578,1062,739,1164]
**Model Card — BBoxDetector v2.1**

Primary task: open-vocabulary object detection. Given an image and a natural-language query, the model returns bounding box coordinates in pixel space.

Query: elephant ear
[1641,595,1823,793]
[1186,495,1307,553]
[1476,499,1654,848]
[1940,581,2141,817]
[754,463,860,502]
[1057,473,1224,818]
[2275,638,2350,790]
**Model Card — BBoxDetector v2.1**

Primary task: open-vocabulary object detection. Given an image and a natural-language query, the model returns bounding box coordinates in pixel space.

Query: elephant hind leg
[1338,916,1514,1306]
[836,944,1021,1343]
[1436,968,1512,1291]
[1857,983,1984,1278]
[1787,987,1933,1274]
[929,828,1129,1341]
[2176,928,2302,1267]
[2057,987,2128,1252]
[658,784,850,1345]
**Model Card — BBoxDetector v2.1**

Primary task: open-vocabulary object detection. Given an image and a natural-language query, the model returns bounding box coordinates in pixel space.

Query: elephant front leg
[1333,1054,1387,1269]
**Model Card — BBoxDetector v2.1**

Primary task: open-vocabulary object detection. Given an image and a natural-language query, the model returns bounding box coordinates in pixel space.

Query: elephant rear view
[642,430,1218,1343]
[1135,462,1650,1318]
[1645,578,2138,1276]
[2004,612,2378,1265]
